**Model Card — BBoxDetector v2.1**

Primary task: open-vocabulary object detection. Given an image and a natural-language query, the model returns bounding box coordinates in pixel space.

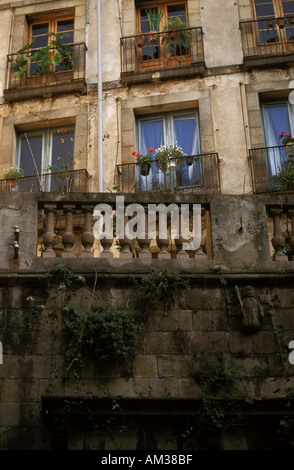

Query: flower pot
[148,31,158,44]
[136,35,147,48]
[139,162,151,176]
[276,17,286,28]
[7,178,17,189]
[185,157,194,166]
[167,159,177,171]
[267,19,274,28]
[286,143,294,158]
[165,57,180,67]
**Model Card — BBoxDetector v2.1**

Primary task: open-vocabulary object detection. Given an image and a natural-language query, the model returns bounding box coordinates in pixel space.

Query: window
[262,102,294,175]
[251,0,294,44]
[136,111,202,191]
[137,2,190,68]
[16,126,75,191]
[28,16,74,76]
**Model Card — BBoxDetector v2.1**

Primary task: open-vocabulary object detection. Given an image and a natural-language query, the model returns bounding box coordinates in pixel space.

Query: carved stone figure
[235,285,264,333]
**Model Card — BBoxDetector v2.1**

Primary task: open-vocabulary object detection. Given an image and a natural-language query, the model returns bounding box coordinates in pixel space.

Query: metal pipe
[97,0,103,192]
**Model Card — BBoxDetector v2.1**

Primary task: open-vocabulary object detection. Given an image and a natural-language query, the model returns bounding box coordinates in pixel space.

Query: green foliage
[277,387,294,447]
[65,305,142,373]
[11,33,77,77]
[145,8,164,30]
[132,269,190,313]
[269,162,294,191]
[178,355,244,446]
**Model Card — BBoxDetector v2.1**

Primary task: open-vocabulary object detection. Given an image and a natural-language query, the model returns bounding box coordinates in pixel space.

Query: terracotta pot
[7,178,17,189]
[148,31,158,44]
[266,19,274,28]
[136,35,146,48]
[276,17,286,28]
[165,57,180,67]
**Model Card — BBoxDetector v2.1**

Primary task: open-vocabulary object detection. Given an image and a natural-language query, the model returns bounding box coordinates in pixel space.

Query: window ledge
[121,63,205,85]
[3,79,87,103]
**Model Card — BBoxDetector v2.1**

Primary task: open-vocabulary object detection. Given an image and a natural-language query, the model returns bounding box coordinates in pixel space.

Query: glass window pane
[52,128,75,168]
[167,3,187,22]
[57,19,74,32]
[255,4,275,18]
[19,134,43,177]
[32,23,49,37]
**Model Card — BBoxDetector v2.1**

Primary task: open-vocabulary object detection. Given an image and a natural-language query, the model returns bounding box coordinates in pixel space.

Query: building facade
[0,0,294,450]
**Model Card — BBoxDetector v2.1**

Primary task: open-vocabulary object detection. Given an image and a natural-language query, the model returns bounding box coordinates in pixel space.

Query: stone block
[133,355,158,377]
[157,355,191,378]
[146,309,193,332]
[229,331,276,354]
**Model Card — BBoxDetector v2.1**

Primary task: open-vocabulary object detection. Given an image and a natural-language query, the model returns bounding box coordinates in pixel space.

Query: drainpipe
[97,0,103,192]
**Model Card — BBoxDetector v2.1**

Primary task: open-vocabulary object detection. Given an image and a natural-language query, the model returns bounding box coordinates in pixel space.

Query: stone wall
[0,193,294,449]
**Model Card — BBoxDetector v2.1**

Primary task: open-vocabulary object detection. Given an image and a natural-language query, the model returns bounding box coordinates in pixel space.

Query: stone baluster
[100,236,114,257]
[156,235,171,259]
[288,210,294,260]
[138,233,151,258]
[195,208,207,259]
[119,236,133,258]
[62,205,76,258]
[175,235,189,259]
[270,208,287,260]
[195,233,207,259]
[80,205,94,258]
[42,204,57,258]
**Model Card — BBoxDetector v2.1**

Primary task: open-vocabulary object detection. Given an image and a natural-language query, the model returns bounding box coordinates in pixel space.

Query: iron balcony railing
[116,153,221,194]
[0,169,90,193]
[120,27,204,75]
[249,145,294,193]
[240,17,294,58]
[6,43,86,90]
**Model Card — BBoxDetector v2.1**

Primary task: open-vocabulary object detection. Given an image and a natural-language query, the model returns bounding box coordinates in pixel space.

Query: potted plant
[11,33,77,78]
[162,17,191,44]
[132,148,154,176]
[154,143,185,171]
[269,162,294,190]
[146,8,164,44]
[279,131,294,157]
[3,167,24,188]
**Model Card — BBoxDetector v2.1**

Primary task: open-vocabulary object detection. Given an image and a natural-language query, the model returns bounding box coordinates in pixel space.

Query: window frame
[250,0,294,47]
[16,125,75,191]
[136,1,190,70]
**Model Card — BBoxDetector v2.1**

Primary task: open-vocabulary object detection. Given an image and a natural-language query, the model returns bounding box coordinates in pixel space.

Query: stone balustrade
[2,192,294,271]
[40,200,209,260]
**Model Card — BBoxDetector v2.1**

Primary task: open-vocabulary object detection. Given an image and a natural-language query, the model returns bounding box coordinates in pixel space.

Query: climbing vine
[178,355,244,448]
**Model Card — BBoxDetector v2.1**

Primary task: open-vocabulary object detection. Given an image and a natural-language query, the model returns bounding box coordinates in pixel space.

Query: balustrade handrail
[249,145,294,193]
[116,153,221,194]
[0,168,90,193]
[6,42,87,90]
[240,17,294,58]
[120,26,204,75]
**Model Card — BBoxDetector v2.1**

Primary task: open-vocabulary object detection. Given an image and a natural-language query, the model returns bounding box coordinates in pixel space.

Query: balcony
[4,43,87,102]
[0,169,90,193]
[240,17,294,69]
[249,145,294,193]
[116,153,221,194]
[120,27,205,84]
[2,192,294,271]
